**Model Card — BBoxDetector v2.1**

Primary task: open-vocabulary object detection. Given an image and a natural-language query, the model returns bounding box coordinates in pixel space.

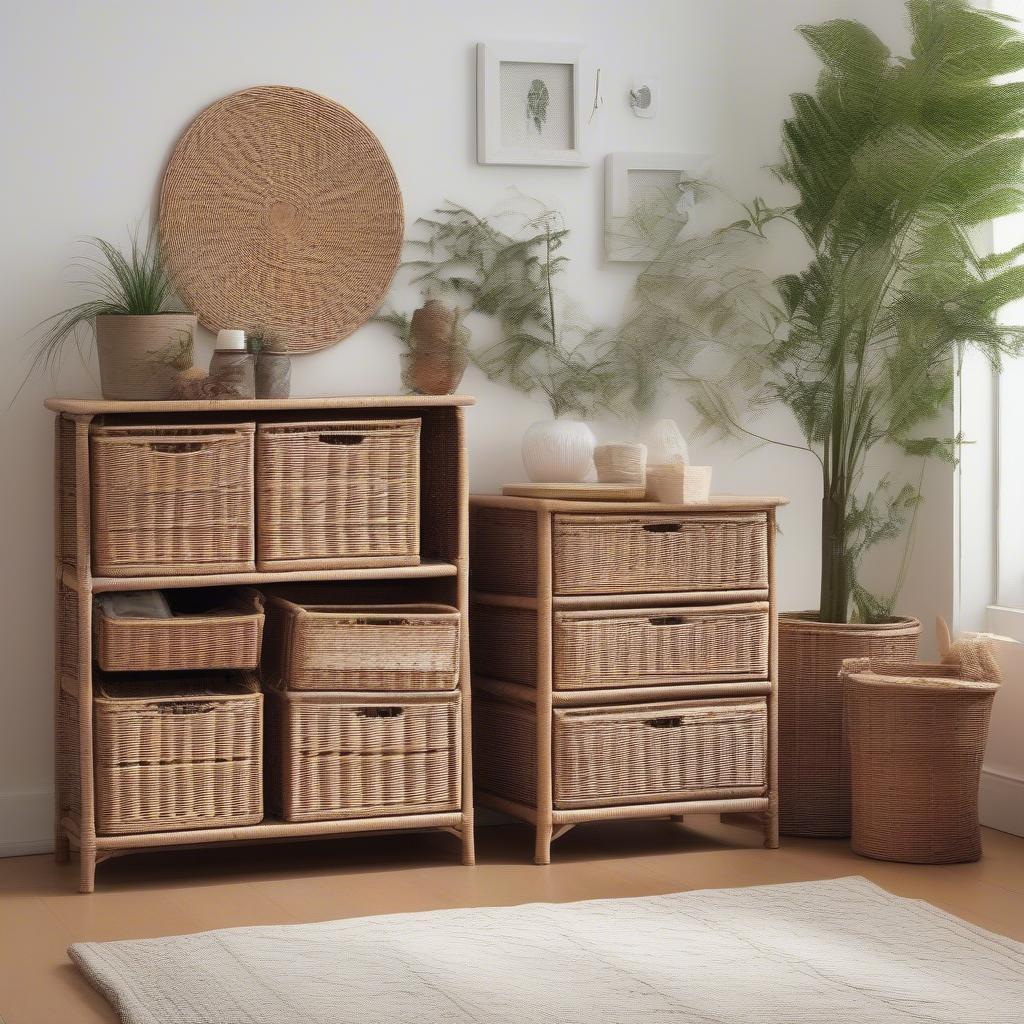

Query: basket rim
[266,596,459,621]
[95,588,264,625]
[554,512,767,526]
[95,671,261,704]
[842,671,999,694]
[556,601,769,622]
[780,611,921,635]
[256,418,421,434]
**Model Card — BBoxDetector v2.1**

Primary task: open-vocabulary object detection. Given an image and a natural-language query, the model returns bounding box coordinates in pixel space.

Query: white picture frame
[605,151,711,261]
[477,41,588,167]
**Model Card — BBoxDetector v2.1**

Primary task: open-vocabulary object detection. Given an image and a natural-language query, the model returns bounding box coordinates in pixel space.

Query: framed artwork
[605,151,711,261]
[477,41,588,167]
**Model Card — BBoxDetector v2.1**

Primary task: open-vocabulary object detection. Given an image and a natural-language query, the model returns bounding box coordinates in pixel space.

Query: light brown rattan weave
[256,419,420,570]
[778,614,921,838]
[469,507,538,596]
[266,688,461,822]
[159,86,404,354]
[94,673,263,835]
[473,696,538,807]
[551,513,768,594]
[263,595,460,691]
[90,422,255,577]
[841,659,999,864]
[93,589,265,673]
[553,698,768,808]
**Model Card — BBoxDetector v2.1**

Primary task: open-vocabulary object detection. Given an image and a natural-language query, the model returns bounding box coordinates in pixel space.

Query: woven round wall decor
[159,85,404,354]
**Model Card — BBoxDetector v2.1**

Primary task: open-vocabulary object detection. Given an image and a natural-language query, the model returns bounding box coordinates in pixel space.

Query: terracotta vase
[95,314,196,400]
[403,299,470,395]
[778,613,921,837]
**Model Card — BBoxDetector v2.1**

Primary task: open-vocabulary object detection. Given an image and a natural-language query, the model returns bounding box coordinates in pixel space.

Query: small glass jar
[255,350,291,398]
[208,329,255,398]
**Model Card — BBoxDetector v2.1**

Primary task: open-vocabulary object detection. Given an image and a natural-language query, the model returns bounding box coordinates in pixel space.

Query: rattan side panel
[470,604,538,685]
[58,584,79,682]
[553,698,768,808]
[90,423,255,576]
[473,697,538,808]
[94,675,263,835]
[267,690,461,822]
[778,615,921,837]
[56,416,78,571]
[553,605,769,689]
[56,685,81,824]
[470,507,538,596]
[419,409,460,562]
[552,513,768,595]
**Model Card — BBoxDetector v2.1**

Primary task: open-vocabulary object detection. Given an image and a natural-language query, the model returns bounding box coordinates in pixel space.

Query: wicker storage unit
[267,689,461,822]
[552,513,768,595]
[90,422,255,576]
[263,596,460,691]
[93,589,264,673]
[470,494,784,864]
[841,658,999,864]
[256,419,420,570]
[554,698,768,808]
[94,674,263,835]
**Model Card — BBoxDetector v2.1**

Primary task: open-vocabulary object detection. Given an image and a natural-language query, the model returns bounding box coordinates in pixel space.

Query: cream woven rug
[70,876,1024,1024]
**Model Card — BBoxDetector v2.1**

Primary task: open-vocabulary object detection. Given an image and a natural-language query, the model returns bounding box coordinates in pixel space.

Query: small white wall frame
[605,151,711,261]
[477,41,588,167]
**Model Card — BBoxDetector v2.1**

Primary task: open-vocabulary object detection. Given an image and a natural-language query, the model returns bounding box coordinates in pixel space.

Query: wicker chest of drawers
[469,494,785,863]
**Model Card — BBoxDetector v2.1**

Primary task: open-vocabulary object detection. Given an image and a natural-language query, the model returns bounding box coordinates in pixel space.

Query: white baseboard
[0,789,54,857]
[980,768,1024,838]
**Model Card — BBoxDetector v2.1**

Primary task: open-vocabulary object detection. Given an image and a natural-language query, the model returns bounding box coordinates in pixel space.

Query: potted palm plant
[32,229,194,400]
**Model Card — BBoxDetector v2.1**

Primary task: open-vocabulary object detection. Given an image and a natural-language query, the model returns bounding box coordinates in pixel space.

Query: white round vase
[521,418,596,482]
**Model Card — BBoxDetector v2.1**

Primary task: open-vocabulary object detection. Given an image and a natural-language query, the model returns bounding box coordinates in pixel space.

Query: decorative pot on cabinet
[521,418,596,482]
[95,313,196,400]
[778,612,921,837]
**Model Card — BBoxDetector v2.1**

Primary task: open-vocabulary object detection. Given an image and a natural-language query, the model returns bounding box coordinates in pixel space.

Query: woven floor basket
[94,674,263,835]
[90,423,255,577]
[841,659,999,864]
[266,689,460,822]
[94,589,264,673]
[778,614,921,837]
[551,513,769,595]
[263,596,460,691]
[256,419,420,569]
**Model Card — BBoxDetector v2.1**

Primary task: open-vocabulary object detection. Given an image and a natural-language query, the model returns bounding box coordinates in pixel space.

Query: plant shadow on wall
[382,0,1024,626]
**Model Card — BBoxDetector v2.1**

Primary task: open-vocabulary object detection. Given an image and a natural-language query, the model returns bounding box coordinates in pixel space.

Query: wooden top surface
[45,394,476,414]
[471,493,788,512]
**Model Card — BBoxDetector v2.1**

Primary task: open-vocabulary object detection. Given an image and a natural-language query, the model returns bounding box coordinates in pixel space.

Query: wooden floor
[2,817,1023,1023]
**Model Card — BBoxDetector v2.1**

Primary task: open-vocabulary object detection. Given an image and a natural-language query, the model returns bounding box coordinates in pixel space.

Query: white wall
[0,0,928,854]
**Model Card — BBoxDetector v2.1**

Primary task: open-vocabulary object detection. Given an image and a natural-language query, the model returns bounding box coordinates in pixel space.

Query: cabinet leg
[79,846,97,894]
[461,821,476,866]
[534,824,552,865]
[763,808,780,850]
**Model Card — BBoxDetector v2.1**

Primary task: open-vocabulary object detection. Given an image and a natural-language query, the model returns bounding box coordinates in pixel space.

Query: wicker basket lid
[159,85,404,354]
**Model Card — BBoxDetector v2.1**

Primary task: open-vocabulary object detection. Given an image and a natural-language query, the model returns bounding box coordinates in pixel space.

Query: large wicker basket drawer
[554,603,769,689]
[256,419,420,570]
[90,423,255,577]
[263,596,460,691]
[267,690,461,822]
[552,513,768,595]
[94,674,263,835]
[553,698,768,808]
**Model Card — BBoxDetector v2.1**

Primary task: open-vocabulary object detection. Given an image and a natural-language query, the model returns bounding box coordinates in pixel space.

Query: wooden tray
[501,482,648,501]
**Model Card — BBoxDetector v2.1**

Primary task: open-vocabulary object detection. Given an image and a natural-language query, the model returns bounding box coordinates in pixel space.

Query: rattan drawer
[94,673,263,835]
[554,603,769,690]
[93,589,264,673]
[90,423,255,577]
[267,690,461,822]
[256,419,420,570]
[553,697,768,808]
[552,513,768,595]
[264,596,460,691]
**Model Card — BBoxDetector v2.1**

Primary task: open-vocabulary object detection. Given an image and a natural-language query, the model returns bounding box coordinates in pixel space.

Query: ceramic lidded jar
[521,418,596,482]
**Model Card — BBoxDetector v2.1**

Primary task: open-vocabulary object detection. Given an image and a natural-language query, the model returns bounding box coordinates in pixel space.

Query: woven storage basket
[94,673,263,835]
[256,419,420,569]
[90,423,255,577]
[266,688,460,822]
[552,513,768,595]
[841,658,999,864]
[553,698,768,808]
[94,589,264,673]
[263,596,460,691]
[778,613,920,837]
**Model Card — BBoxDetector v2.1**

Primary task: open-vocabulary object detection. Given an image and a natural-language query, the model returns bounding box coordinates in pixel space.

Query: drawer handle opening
[357,707,404,718]
[154,701,217,715]
[319,434,367,446]
[648,615,687,626]
[648,716,684,729]
[642,523,682,534]
[148,442,206,454]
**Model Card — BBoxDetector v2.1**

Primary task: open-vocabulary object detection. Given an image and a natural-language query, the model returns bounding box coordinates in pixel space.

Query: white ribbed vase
[521,418,596,482]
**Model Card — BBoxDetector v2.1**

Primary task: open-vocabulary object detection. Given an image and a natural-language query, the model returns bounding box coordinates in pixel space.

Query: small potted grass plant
[32,228,194,399]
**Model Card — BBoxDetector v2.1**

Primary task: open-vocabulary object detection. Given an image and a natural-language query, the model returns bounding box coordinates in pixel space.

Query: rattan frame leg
[764,509,780,850]
[534,510,555,866]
